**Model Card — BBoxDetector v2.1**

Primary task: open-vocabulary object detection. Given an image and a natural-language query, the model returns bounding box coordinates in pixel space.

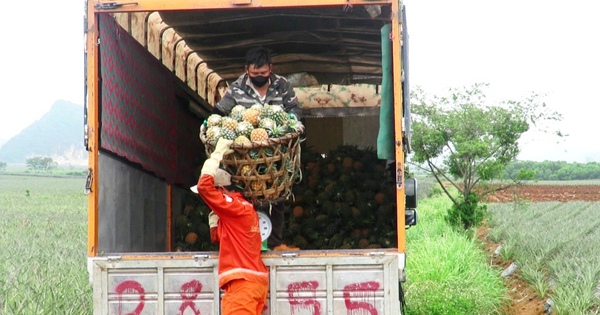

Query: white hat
[214,169,232,187]
[189,169,232,194]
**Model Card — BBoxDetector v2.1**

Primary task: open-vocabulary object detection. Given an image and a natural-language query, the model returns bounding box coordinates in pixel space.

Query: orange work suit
[197,174,269,315]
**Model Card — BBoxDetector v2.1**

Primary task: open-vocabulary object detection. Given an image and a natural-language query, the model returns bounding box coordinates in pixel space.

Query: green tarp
[377,23,394,160]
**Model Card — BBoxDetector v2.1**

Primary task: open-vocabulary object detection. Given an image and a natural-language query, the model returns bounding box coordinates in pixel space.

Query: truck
[84,0,417,314]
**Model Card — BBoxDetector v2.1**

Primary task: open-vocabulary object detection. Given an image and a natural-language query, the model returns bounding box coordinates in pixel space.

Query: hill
[0,100,86,164]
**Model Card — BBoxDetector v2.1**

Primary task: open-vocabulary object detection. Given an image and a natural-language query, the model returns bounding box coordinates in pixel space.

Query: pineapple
[258,117,276,131]
[220,128,237,141]
[271,105,289,125]
[250,104,264,112]
[260,105,289,126]
[175,214,189,228]
[235,121,254,138]
[251,180,266,192]
[242,108,261,127]
[329,234,344,248]
[197,222,210,236]
[221,117,238,131]
[205,126,222,142]
[263,148,275,157]
[239,164,252,176]
[284,157,294,172]
[234,135,251,145]
[206,114,222,127]
[248,149,260,159]
[260,104,275,120]
[185,232,198,245]
[250,128,269,142]
[230,105,246,121]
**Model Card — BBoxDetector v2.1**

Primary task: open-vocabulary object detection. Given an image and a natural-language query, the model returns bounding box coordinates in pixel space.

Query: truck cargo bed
[90,250,404,315]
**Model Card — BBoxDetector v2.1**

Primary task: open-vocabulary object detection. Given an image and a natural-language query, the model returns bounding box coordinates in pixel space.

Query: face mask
[250,75,269,87]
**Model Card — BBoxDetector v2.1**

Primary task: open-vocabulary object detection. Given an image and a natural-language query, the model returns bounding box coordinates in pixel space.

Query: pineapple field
[484,183,600,203]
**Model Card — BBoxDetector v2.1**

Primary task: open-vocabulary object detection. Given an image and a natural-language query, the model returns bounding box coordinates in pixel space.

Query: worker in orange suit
[195,138,269,315]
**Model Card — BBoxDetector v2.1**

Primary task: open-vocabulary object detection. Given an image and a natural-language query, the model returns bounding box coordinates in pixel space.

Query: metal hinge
[281,253,297,259]
[83,167,94,195]
[194,254,209,262]
[94,2,138,10]
[84,168,93,194]
[369,252,386,258]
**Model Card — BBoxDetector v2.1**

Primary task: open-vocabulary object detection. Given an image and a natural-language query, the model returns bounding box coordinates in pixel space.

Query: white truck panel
[90,251,404,315]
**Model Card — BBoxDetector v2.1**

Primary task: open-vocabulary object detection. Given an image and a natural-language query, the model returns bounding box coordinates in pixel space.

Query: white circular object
[257,211,272,241]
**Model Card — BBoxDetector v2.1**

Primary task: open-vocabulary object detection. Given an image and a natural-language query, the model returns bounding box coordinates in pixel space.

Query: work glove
[208,211,219,228]
[208,211,219,243]
[201,138,233,177]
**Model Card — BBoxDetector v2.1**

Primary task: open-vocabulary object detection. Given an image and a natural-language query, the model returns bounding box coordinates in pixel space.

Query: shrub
[446,193,486,230]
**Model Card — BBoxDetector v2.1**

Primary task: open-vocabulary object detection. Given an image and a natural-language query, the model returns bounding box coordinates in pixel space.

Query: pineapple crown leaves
[286,119,304,133]
[269,122,288,138]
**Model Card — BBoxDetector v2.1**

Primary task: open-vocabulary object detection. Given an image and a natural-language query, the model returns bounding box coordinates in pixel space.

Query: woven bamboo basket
[200,125,304,205]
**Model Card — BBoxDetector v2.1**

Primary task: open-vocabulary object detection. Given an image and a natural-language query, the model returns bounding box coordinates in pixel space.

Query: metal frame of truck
[85,1,413,314]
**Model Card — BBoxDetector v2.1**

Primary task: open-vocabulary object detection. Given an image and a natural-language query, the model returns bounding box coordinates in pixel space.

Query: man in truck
[212,46,301,251]
[196,138,269,314]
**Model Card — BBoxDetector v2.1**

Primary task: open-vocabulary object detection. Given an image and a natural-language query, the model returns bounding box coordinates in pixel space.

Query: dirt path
[478,225,547,314]
[479,184,600,314]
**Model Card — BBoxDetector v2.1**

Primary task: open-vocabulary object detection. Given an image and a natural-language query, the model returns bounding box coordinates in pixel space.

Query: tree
[410,83,563,229]
[26,156,57,172]
[0,161,6,171]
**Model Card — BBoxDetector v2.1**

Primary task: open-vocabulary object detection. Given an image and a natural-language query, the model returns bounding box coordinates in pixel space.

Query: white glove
[208,211,219,228]
[201,138,233,177]
[212,138,234,161]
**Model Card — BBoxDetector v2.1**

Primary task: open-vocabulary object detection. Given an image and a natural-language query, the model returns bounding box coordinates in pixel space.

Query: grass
[0,174,91,315]
[488,200,600,314]
[1,163,88,176]
[404,195,507,315]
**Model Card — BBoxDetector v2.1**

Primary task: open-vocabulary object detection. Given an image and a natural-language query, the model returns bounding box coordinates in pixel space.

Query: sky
[0,0,597,162]
[403,0,599,162]
[0,1,85,143]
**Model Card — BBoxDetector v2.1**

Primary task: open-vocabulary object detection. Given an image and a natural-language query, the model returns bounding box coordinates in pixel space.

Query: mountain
[0,100,86,164]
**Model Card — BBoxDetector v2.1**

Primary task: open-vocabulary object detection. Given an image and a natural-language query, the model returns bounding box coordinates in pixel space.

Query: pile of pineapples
[173,192,218,252]
[282,144,398,250]
[173,143,400,252]
[203,104,303,145]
